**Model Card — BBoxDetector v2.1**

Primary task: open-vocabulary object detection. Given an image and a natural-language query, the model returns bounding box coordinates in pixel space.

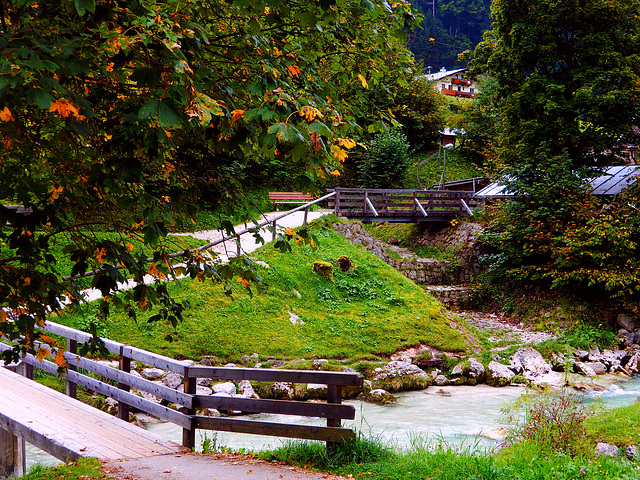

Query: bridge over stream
[328,188,477,223]
[0,321,362,478]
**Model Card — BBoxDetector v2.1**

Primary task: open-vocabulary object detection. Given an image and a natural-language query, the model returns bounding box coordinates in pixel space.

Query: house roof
[425,68,467,82]
[475,165,640,198]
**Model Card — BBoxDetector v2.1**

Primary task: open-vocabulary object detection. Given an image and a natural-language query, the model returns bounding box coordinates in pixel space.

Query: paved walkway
[83,210,331,302]
[102,451,346,480]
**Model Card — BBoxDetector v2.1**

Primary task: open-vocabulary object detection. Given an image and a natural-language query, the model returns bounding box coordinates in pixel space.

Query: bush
[357,129,411,188]
[502,390,594,457]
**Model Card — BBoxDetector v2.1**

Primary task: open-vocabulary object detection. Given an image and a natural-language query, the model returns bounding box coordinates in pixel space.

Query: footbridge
[328,188,477,223]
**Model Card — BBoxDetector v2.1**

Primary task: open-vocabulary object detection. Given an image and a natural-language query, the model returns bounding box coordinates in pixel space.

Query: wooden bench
[0,366,181,477]
[268,192,314,210]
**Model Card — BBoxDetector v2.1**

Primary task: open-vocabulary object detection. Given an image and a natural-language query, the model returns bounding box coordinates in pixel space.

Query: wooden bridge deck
[0,367,181,463]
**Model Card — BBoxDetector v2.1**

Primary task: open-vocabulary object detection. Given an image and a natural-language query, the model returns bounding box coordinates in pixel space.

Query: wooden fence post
[0,427,25,478]
[118,346,131,422]
[326,384,343,452]
[182,367,197,450]
[272,220,277,242]
[303,207,308,227]
[66,339,77,399]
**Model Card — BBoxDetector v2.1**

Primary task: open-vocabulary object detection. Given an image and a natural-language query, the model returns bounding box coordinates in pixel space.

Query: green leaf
[73,0,96,16]
[26,88,54,110]
[138,99,182,127]
[131,68,161,88]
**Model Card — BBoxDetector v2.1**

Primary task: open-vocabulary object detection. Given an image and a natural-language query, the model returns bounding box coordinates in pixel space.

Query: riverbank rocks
[365,388,396,405]
[509,348,551,378]
[487,361,514,387]
[450,358,486,385]
[371,361,431,392]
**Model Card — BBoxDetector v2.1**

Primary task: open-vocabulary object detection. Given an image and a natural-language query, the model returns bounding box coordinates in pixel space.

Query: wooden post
[118,346,131,422]
[182,368,197,450]
[326,384,343,452]
[0,427,25,478]
[66,339,77,399]
[272,221,277,242]
[236,236,241,257]
[303,206,308,227]
[334,190,340,216]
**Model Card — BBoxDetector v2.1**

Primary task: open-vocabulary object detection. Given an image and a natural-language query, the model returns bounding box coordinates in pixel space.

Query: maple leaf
[49,99,86,121]
[287,65,301,78]
[357,74,368,89]
[54,350,67,367]
[231,109,245,123]
[310,131,322,152]
[300,105,322,122]
[338,137,356,149]
[95,247,107,263]
[284,227,296,236]
[331,145,349,162]
[36,347,50,363]
[330,169,341,176]
[236,277,249,288]
[0,106,11,122]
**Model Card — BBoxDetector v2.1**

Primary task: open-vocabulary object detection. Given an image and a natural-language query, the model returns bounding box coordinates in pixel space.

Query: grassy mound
[57,226,466,363]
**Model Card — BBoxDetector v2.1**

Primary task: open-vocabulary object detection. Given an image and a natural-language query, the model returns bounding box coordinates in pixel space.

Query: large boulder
[450,358,486,385]
[487,361,514,387]
[617,314,637,332]
[365,388,396,405]
[371,361,431,392]
[509,348,551,378]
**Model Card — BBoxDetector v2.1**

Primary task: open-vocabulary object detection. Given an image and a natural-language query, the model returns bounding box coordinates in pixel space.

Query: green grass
[406,149,485,191]
[261,434,640,480]
[55,226,466,363]
[17,458,103,480]
[585,401,640,448]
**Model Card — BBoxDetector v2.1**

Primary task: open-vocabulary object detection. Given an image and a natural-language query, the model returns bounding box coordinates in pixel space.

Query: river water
[26,377,640,469]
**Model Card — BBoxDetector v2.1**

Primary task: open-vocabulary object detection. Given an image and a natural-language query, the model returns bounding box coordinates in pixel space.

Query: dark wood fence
[328,188,476,222]
[0,320,362,449]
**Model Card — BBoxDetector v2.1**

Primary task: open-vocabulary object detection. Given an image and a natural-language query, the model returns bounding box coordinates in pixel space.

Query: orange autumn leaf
[330,169,340,176]
[95,247,107,263]
[54,350,67,367]
[231,109,245,122]
[284,227,296,236]
[287,64,301,78]
[36,347,50,363]
[299,105,322,122]
[357,74,368,89]
[338,137,356,149]
[236,277,249,288]
[49,99,86,121]
[0,106,11,122]
[330,145,348,163]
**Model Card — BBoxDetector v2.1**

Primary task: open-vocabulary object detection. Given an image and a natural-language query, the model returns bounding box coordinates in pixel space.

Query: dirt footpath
[102,452,347,480]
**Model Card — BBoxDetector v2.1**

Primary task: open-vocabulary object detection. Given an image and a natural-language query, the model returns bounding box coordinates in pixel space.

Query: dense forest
[409,0,492,70]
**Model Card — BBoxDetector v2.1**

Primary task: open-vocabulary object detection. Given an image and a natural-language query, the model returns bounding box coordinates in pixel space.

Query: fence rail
[1,319,362,450]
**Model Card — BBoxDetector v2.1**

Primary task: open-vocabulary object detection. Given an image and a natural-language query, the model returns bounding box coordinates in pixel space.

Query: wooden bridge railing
[328,188,477,222]
[0,320,362,451]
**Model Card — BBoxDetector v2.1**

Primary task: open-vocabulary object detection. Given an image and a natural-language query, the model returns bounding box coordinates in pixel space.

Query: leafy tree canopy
[471,0,640,309]
[0,0,423,361]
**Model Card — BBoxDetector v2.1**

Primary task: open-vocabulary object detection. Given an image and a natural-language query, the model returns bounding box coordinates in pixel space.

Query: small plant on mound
[357,129,411,188]
[313,261,334,281]
[337,255,353,272]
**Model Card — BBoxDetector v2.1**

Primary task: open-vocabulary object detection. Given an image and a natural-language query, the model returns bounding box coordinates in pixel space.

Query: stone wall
[332,222,483,287]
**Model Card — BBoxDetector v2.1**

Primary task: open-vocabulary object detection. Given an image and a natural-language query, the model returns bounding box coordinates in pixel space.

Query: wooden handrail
[4,319,361,449]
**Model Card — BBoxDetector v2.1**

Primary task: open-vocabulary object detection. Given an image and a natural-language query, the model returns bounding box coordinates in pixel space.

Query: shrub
[502,390,595,457]
[357,129,411,188]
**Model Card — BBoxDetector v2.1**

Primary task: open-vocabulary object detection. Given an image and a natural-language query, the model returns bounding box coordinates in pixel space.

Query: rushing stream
[26,377,640,469]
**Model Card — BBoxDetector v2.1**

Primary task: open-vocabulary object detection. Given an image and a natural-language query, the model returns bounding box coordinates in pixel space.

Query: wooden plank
[194,417,355,443]
[0,369,181,461]
[1,346,192,429]
[194,396,355,420]
[186,366,363,386]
